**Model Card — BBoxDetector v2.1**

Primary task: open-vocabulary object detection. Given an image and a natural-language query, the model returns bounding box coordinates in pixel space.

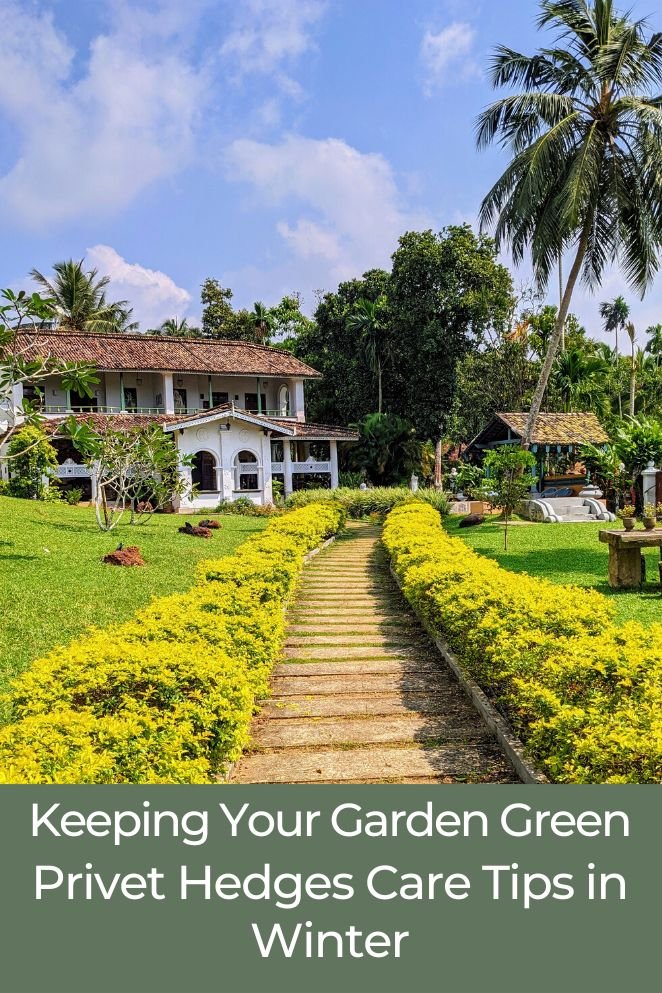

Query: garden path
[231,522,517,784]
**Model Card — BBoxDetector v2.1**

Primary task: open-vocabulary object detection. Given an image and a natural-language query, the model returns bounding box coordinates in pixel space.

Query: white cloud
[420,22,479,94]
[224,134,431,300]
[0,0,208,227]
[226,135,429,279]
[221,0,327,81]
[87,245,192,329]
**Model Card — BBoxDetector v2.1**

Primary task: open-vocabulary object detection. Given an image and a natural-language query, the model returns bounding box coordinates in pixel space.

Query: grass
[445,515,662,627]
[0,495,268,699]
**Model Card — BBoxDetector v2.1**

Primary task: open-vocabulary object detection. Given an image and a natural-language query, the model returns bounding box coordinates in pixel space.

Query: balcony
[43,404,166,416]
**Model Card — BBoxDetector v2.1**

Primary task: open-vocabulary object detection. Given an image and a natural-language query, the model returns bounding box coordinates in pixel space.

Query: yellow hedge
[0,502,344,784]
[383,503,662,783]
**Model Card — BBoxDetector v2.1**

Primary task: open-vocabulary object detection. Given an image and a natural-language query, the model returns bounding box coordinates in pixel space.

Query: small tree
[484,448,537,550]
[6,425,58,500]
[1,288,98,454]
[66,419,193,531]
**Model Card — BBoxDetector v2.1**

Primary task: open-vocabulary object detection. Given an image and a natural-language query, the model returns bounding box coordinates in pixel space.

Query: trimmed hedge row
[285,486,451,518]
[383,503,662,783]
[0,503,345,783]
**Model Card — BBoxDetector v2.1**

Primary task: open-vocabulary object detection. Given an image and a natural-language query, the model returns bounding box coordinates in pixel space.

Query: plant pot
[622,518,635,531]
[643,518,656,531]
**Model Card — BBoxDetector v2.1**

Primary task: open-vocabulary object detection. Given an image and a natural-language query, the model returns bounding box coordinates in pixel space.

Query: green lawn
[445,516,662,627]
[0,496,268,699]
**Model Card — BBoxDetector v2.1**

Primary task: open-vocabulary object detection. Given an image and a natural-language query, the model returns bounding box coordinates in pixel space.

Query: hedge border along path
[232,521,518,784]
[0,503,345,784]
[382,502,662,784]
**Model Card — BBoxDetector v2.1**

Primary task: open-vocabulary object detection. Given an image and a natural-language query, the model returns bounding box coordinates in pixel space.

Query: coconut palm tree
[30,259,138,333]
[625,320,637,416]
[476,0,662,447]
[599,295,630,414]
[552,347,609,412]
[346,296,390,414]
[158,317,191,337]
[248,301,273,343]
[644,323,662,368]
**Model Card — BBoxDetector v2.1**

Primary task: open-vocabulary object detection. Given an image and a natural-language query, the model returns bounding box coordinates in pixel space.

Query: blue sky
[1,0,660,339]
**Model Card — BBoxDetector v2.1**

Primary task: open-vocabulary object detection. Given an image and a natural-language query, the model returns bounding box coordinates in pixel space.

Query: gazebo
[464,412,614,523]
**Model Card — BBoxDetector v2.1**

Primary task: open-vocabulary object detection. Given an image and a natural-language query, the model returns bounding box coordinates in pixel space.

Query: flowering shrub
[0,502,344,784]
[285,486,451,518]
[383,502,662,783]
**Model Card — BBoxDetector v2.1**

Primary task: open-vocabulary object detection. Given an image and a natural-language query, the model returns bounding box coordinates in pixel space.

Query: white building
[2,330,357,508]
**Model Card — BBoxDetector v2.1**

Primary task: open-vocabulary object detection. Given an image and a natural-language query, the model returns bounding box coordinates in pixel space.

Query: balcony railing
[43,404,166,415]
[55,463,91,478]
[271,461,331,474]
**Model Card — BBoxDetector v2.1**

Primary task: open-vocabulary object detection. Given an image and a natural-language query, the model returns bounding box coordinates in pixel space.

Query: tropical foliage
[30,259,138,333]
[477,0,662,445]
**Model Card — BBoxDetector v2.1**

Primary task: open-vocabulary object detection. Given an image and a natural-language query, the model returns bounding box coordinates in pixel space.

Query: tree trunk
[434,438,443,490]
[615,327,622,417]
[377,359,383,415]
[558,252,565,352]
[523,219,593,448]
[630,340,636,418]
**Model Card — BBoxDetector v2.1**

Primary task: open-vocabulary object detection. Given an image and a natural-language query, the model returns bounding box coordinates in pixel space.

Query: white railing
[56,464,91,478]
[44,405,166,415]
[270,462,284,473]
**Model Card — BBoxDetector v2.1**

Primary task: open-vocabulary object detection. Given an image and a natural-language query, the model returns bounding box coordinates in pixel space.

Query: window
[123,388,137,411]
[234,449,260,491]
[203,391,229,410]
[192,451,217,492]
[244,393,266,414]
[70,390,98,412]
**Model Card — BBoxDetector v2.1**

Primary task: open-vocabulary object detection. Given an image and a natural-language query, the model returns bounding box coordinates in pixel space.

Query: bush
[0,502,345,784]
[213,497,282,517]
[6,425,58,500]
[382,502,662,783]
[64,487,84,505]
[285,486,450,519]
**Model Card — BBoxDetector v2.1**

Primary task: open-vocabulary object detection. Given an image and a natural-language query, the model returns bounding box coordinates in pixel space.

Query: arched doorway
[233,450,260,492]
[192,451,218,492]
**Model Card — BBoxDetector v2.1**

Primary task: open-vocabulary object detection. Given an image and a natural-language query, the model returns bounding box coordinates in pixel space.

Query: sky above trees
[1,0,661,336]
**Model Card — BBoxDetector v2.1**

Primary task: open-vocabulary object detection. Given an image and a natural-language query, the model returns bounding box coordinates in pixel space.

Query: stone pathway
[232,522,517,784]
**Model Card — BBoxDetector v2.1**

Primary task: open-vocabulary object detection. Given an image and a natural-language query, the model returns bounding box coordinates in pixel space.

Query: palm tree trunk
[558,252,565,352]
[630,339,636,417]
[615,327,622,417]
[524,219,592,448]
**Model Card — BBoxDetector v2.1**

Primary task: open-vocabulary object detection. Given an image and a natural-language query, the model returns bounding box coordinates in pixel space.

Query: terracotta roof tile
[10,330,321,378]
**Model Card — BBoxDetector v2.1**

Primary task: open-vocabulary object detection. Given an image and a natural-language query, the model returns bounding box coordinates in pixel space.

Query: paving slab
[260,693,472,719]
[253,715,492,748]
[236,745,511,784]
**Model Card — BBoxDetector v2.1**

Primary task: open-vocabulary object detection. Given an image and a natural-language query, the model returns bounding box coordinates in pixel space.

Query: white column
[261,431,273,505]
[283,438,293,497]
[642,461,659,508]
[12,382,24,414]
[293,380,305,422]
[330,440,339,489]
[163,373,175,414]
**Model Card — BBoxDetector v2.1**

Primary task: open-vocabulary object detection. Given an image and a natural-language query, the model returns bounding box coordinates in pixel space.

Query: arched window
[233,450,261,492]
[192,451,218,492]
[278,384,290,416]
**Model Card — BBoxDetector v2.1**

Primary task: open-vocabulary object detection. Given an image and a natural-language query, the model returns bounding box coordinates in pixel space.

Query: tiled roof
[10,330,321,378]
[163,403,295,436]
[466,412,610,451]
[497,412,610,446]
[271,419,359,441]
[43,413,178,435]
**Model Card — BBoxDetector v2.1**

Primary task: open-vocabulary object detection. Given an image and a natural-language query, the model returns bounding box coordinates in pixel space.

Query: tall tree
[644,324,662,368]
[599,295,630,414]
[30,259,138,333]
[248,301,274,344]
[200,279,258,341]
[625,320,637,417]
[551,347,609,412]
[346,296,390,413]
[388,226,514,442]
[477,0,662,447]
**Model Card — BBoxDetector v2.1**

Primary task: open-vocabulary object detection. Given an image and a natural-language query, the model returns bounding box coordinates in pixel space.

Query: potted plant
[617,505,636,531]
[642,503,657,531]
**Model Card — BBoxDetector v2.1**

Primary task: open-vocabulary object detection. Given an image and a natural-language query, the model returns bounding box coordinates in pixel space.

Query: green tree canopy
[30,260,137,334]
